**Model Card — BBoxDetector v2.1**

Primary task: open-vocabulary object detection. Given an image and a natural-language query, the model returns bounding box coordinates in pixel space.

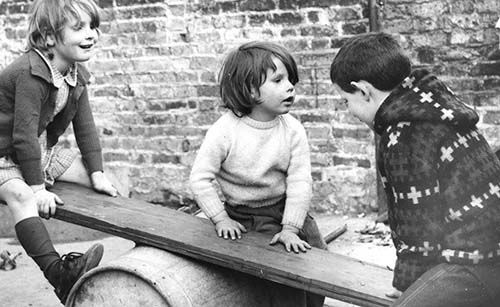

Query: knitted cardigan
[0,50,103,185]
[374,69,500,291]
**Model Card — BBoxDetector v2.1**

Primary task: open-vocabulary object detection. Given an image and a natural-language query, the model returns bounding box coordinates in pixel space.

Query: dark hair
[218,41,299,116]
[330,32,411,93]
[26,0,101,57]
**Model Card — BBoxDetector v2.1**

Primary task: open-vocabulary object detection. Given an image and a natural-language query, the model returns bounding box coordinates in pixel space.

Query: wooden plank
[49,182,394,307]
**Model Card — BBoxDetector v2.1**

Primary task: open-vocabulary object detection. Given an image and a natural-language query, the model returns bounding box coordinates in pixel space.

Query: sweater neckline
[241,115,280,129]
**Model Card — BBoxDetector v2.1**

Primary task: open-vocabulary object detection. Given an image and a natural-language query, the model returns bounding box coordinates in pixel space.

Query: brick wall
[0,0,499,216]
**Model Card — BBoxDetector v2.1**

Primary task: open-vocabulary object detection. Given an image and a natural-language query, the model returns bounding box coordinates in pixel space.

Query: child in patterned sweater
[190,41,327,307]
[330,32,500,307]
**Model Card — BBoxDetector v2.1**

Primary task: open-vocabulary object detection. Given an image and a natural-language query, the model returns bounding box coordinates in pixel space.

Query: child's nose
[86,27,99,40]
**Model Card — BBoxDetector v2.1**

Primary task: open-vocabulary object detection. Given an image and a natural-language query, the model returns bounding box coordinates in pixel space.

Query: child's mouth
[283,96,294,104]
[79,44,94,50]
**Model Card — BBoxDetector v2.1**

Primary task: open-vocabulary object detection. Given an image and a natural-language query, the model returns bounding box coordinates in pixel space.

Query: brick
[152,153,181,164]
[300,25,337,37]
[7,2,30,14]
[97,0,114,8]
[471,61,500,76]
[270,12,303,25]
[239,0,276,11]
[341,21,368,35]
[196,85,219,97]
[416,46,435,64]
[116,0,164,6]
[116,6,167,19]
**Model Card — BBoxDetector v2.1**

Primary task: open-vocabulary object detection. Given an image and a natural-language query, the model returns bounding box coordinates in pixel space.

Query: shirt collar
[34,49,78,88]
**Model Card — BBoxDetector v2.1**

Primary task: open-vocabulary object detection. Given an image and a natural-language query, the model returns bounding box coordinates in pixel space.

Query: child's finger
[237,222,247,233]
[285,242,292,253]
[49,203,57,218]
[54,194,64,205]
[269,234,279,245]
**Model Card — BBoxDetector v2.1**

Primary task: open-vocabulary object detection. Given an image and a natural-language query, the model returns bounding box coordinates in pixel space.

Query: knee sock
[15,216,60,275]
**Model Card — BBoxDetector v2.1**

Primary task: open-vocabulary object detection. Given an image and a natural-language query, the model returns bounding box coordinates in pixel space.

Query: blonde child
[190,41,327,307]
[0,0,117,303]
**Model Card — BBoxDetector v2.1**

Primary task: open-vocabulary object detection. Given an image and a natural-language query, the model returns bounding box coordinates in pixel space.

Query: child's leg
[0,177,104,304]
[392,263,498,307]
[56,155,127,196]
[0,178,60,275]
[56,156,92,187]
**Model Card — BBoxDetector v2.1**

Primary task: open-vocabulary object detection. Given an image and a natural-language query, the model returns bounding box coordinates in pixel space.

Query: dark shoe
[51,243,104,304]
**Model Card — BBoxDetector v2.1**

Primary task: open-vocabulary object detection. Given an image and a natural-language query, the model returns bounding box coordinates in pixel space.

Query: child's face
[249,57,295,122]
[333,83,378,129]
[48,5,99,72]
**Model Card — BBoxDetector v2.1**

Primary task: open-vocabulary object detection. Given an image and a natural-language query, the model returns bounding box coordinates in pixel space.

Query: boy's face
[49,5,99,72]
[249,56,295,121]
[333,83,378,129]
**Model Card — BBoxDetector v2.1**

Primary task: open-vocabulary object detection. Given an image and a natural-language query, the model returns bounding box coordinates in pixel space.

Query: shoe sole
[81,243,104,274]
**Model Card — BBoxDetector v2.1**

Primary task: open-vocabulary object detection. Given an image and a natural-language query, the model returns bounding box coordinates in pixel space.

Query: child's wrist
[282,224,300,234]
[30,184,45,193]
[211,210,230,224]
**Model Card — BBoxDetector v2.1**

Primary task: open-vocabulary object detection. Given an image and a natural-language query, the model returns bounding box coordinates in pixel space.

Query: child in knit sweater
[189,41,327,307]
[330,32,500,307]
[0,0,117,303]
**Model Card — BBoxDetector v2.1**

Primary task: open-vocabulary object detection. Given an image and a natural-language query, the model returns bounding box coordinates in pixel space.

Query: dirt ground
[0,213,396,307]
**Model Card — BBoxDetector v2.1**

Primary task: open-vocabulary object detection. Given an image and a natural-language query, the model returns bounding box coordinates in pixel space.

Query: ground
[0,213,395,307]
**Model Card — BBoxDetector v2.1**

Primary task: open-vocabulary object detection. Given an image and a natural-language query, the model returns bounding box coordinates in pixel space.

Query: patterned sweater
[374,69,500,291]
[189,111,312,229]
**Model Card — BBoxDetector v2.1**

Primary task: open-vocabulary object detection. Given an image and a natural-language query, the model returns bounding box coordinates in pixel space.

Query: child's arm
[71,85,117,197]
[273,117,313,252]
[211,210,247,240]
[189,117,236,237]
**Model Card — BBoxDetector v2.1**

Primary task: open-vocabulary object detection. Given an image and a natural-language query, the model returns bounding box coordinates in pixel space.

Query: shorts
[0,145,77,188]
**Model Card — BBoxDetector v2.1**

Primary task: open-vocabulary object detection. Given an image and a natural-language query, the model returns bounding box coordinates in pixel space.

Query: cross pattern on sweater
[398,241,441,256]
[445,181,500,223]
[402,76,415,88]
[393,182,439,205]
[418,241,434,256]
[446,208,463,222]
[440,108,454,120]
[457,133,469,148]
[440,146,454,162]
[442,249,486,264]
[420,92,433,103]
[388,131,400,147]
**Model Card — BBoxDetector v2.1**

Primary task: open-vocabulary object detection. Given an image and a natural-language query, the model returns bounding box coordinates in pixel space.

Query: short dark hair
[330,32,411,93]
[218,41,299,116]
[27,0,101,55]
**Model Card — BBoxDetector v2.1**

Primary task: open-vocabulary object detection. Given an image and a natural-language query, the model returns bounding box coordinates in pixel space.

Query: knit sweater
[374,69,500,291]
[0,50,103,185]
[189,111,312,229]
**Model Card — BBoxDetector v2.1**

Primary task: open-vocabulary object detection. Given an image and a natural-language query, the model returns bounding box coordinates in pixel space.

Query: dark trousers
[225,199,327,307]
[392,262,500,307]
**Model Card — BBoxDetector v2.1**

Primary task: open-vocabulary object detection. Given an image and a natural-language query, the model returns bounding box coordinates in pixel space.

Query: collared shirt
[33,49,78,116]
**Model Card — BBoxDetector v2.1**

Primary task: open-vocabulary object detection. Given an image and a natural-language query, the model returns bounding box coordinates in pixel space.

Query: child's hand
[211,210,247,240]
[31,185,63,219]
[270,225,311,253]
[90,171,118,197]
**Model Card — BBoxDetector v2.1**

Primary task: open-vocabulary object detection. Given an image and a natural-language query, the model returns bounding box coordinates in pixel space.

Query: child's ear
[46,34,56,48]
[350,81,370,100]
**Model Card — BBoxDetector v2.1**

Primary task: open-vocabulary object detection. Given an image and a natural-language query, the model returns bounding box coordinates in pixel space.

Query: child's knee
[0,180,35,207]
